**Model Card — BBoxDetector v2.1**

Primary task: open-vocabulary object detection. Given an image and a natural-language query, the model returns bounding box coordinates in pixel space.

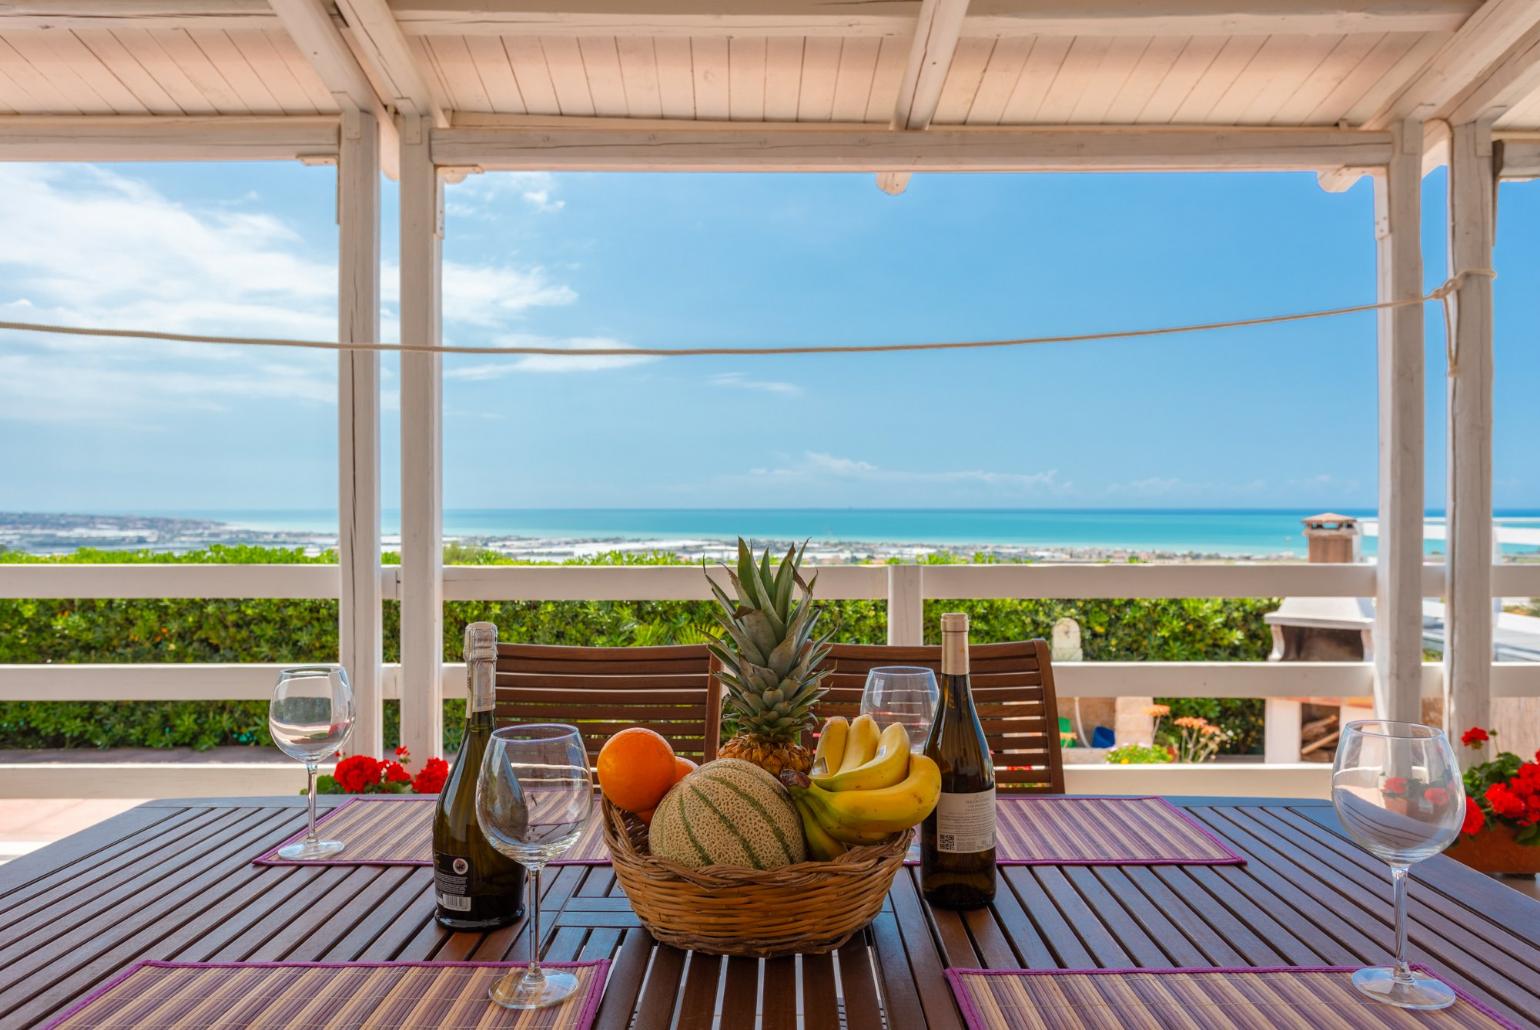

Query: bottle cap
[464,621,499,661]
[940,612,969,633]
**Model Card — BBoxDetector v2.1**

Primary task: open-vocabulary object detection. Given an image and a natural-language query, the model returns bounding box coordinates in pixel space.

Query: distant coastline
[6,508,1539,562]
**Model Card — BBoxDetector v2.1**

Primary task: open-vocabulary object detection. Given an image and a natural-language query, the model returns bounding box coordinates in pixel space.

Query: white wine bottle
[921,612,997,908]
[432,622,525,929]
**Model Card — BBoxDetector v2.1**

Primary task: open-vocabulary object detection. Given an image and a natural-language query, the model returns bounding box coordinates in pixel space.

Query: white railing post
[399,112,444,762]
[886,564,924,645]
[337,106,383,757]
[1444,119,1496,758]
[1372,118,1425,725]
[1264,699,1303,763]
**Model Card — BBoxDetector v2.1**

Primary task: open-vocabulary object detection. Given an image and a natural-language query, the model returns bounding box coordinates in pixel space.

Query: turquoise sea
[142,508,1540,558]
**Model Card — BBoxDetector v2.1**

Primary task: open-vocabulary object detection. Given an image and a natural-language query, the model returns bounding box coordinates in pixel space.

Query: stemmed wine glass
[269,666,354,860]
[860,666,940,752]
[476,724,594,1010]
[1332,720,1465,1009]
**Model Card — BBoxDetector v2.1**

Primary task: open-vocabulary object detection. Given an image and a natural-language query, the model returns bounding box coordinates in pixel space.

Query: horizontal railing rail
[4,661,1537,702]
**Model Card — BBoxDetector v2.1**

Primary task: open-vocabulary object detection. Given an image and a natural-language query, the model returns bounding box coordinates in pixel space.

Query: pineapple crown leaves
[704,538,832,742]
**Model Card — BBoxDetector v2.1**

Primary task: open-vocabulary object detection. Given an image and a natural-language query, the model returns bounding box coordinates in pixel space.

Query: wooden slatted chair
[494,643,717,765]
[815,640,1065,794]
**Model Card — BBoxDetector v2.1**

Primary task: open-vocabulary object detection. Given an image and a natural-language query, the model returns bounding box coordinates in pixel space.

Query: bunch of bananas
[779,714,940,860]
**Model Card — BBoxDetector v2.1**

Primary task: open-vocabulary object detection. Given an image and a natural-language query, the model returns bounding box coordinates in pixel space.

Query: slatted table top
[2,795,1537,1029]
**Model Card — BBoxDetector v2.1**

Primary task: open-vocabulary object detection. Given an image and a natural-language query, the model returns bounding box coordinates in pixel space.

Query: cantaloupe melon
[648,758,808,869]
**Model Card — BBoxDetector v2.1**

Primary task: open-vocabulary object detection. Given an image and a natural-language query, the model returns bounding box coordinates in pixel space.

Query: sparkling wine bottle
[431,622,525,929]
[921,612,997,909]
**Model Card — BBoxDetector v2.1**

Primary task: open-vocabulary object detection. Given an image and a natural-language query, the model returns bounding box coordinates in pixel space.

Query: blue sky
[0,160,1534,511]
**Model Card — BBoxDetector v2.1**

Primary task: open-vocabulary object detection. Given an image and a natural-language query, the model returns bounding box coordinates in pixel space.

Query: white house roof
[1,1,1537,134]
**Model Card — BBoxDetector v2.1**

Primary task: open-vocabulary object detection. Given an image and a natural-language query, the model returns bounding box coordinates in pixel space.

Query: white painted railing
[2,560,1538,795]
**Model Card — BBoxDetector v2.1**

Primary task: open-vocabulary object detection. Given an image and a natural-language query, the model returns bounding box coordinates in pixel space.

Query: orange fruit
[597,727,677,813]
[672,756,697,784]
[636,807,655,825]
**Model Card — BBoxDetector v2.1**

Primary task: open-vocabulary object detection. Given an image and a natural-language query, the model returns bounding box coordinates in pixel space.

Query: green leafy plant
[1106,743,1174,765]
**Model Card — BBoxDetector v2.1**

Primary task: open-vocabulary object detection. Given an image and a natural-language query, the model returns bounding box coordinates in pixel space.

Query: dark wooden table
[2,796,1538,1029]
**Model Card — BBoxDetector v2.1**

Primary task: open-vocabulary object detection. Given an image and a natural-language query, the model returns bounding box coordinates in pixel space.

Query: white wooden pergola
[3,0,1538,763]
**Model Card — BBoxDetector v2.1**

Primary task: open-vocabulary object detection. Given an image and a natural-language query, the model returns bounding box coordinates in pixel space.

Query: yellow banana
[812,722,909,792]
[838,714,880,772]
[811,716,849,777]
[795,754,941,842]
[792,795,848,861]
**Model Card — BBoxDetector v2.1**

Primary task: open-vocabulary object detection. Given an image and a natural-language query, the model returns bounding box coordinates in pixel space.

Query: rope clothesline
[0,269,1496,361]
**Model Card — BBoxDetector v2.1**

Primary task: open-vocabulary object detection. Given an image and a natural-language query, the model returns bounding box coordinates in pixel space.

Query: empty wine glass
[476,724,593,1010]
[1332,720,1465,1010]
[860,666,940,753]
[269,666,354,860]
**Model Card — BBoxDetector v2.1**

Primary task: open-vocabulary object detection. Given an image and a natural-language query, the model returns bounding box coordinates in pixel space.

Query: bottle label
[469,660,496,713]
[935,787,996,853]
[434,855,473,910]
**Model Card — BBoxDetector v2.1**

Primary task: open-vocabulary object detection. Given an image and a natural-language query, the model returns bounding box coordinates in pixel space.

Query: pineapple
[707,539,833,777]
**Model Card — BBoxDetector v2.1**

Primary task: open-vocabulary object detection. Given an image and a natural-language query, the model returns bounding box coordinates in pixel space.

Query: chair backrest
[494,643,717,764]
[817,640,1065,794]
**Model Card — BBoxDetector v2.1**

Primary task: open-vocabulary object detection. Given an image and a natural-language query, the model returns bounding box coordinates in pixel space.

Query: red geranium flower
[1462,797,1486,835]
[382,760,412,785]
[1486,783,1526,821]
[394,746,412,766]
[1382,776,1408,795]
[412,757,449,795]
[1460,727,1490,747]
[1423,786,1450,807]
[334,754,382,793]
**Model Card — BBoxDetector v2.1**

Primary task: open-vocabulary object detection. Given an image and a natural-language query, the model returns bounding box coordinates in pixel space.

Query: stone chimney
[1302,512,1361,564]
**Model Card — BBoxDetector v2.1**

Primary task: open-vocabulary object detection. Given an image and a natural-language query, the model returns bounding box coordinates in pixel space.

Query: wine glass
[269,666,354,860]
[860,666,940,753]
[476,724,594,1010]
[1332,720,1465,1010]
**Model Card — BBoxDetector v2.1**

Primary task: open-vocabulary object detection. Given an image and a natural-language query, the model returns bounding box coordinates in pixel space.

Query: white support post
[1445,119,1496,756]
[886,565,924,646]
[1372,119,1426,725]
[1264,699,1303,764]
[399,112,444,761]
[338,107,383,757]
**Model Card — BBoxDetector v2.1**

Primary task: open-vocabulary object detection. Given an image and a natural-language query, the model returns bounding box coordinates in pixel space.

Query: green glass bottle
[921,612,997,909]
[431,622,525,929]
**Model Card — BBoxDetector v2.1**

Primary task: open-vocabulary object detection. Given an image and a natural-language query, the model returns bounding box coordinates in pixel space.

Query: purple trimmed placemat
[903,795,1245,866]
[253,795,611,867]
[43,959,610,1030]
[946,966,1520,1030]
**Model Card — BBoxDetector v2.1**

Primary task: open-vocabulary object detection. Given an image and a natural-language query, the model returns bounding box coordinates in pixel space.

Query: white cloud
[0,164,584,423]
[745,451,1072,497]
[711,372,804,397]
[445,172,567,215]
[444,336,654,379]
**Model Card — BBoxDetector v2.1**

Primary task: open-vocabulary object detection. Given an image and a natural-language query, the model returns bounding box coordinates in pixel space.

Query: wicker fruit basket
[602,798,911,957]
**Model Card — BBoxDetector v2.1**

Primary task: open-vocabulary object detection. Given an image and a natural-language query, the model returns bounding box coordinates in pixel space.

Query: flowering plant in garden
[1457,727,1540,844]
[306,747,450,796]
[1170,715,1226,763]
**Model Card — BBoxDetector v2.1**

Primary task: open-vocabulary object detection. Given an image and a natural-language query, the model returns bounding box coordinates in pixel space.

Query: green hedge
[0,546,1274,754]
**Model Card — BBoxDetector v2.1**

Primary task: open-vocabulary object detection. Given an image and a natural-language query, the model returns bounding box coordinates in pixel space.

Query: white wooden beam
[382,0,1480,38]
[335,0,448,128]
[1372,119,1426,726]
[398,112,445,762]
[1445,118,1496,761]
[0,115,338,162]
[877,0,970,197]
[1448,20,1540,124]
[1497,136,1540,178]
[0,1,278,30]
[434,125,1395,173]
[337,107,384,759]
[1367,0,1540,128]
[268,0,401,179]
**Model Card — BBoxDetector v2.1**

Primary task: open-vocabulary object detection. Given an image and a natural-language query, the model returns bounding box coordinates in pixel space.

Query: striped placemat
[946,967,1519,1030]
[254,795,611,866]
[43,960,610,1030]
[903,796,1244,866]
